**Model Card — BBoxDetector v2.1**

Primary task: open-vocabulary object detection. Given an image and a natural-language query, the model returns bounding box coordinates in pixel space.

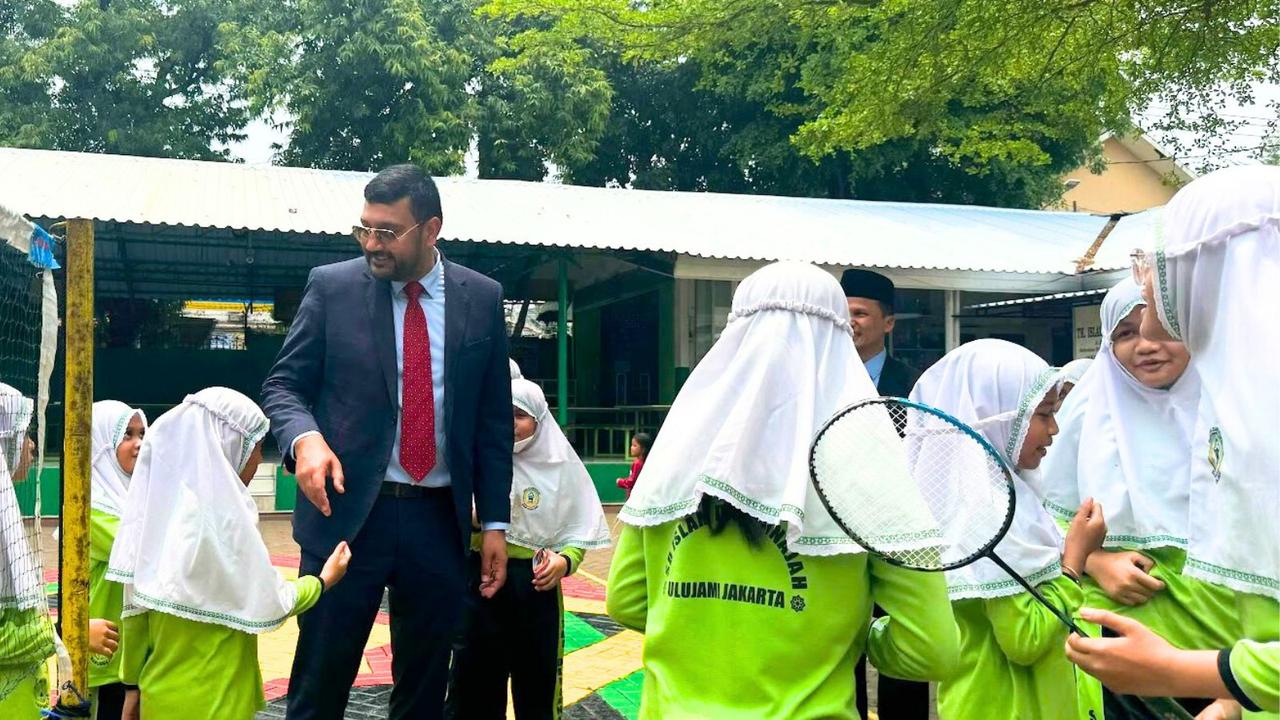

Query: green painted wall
[275,465,297,512]
[587,461,631,504]
[14,467,61,517]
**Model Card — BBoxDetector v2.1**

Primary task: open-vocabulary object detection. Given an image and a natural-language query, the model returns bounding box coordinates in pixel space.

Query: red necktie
[400,281,436,482]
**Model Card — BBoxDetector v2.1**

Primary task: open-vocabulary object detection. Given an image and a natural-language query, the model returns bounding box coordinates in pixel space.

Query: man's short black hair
[364,164,443,223]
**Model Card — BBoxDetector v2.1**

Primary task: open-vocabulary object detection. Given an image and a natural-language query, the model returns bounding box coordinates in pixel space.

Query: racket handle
[1136,696,1196,720]
[985,558,1195,720]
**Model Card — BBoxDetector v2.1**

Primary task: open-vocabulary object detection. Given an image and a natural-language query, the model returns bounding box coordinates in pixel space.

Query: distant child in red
[616,432,652,499]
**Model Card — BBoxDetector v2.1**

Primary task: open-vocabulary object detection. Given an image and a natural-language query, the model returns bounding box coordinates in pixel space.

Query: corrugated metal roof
[963,288,1107,310]
[0,147,1114,274]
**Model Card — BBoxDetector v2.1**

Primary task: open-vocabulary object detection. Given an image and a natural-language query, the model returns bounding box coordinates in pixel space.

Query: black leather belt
[379,481,449,498]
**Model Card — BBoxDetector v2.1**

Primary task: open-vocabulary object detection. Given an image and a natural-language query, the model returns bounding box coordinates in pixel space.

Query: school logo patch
[520,487,541,510]
[1207,427,1224,483]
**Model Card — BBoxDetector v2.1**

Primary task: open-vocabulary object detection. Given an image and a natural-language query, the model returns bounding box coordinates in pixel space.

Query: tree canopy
[3,0,1276,206]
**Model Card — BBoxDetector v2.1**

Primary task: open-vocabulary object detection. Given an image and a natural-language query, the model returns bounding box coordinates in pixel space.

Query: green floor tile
[563,611,607,654]
[597,670,644,719]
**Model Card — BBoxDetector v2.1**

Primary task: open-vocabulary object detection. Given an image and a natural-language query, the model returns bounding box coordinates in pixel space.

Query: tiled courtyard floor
[36,509,913,719]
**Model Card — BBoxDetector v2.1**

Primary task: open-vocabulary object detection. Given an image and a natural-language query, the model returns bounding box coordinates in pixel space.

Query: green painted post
[557,257,569,426]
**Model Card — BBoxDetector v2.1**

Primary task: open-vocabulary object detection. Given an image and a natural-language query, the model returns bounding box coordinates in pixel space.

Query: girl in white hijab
[87,400,146,719]
[1067,165,1280,717]
[1058,358,1092,400]
[0,383,54,719]
[606,261,959,719]
[1043,278,1241,718]
[910,339,1106,720]
[449,377,609,719]
[108,388,351,720]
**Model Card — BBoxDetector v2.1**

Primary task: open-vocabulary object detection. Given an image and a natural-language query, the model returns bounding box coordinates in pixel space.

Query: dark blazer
[261,254,512,556]
[877,354,922,399]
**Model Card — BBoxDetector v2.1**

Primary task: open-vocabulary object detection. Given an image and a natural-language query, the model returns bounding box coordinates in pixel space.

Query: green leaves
[4,0,1272,195]
[1,0,252,159]
[484,0,1280,201]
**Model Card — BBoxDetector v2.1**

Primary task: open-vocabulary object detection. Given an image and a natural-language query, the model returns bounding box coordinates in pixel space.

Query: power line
[1106,142,1278,164]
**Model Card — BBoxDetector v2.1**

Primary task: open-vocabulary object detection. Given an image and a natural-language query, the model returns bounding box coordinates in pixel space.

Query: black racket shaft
[987,553,1085,633]
[986,554,1194,720]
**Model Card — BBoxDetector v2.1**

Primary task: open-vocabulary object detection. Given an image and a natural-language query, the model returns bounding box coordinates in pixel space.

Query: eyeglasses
[352,222,421,245]
[1129,249,1150,286]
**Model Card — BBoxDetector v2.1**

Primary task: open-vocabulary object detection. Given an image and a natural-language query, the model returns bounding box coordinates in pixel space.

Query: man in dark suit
[262,164,513,720]
[841,268,928,720]
[841,268,921,398]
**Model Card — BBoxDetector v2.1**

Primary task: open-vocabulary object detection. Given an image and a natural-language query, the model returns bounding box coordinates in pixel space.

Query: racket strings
[811,402,1014,571]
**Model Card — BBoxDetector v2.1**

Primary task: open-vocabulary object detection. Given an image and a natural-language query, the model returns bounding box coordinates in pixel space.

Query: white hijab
[909,340,1066,600]
[1040,279,1198,551]
[620,261,881,556]
[1060,359,1092,387]
[1,382,42,611]
[91,400,147,518]
[106,387,295,633]
[510,359,523,380]
[1148,164,1280,600]
[0,386,54,704]
[508,378,611,552]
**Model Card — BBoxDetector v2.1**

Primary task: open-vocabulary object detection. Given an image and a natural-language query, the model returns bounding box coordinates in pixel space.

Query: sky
[223,87,1279,176]
[222,111,483,177]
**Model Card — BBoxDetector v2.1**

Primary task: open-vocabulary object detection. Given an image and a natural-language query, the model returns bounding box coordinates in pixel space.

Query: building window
[891,289,946,371]
[692,279,734,363]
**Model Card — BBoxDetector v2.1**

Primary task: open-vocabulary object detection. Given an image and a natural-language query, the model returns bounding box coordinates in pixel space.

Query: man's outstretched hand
[295,434,344,517]
[479,530,508,599]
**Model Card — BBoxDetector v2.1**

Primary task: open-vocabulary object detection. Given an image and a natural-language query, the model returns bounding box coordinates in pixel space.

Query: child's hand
[1084,550,1164,606]
[122,688,140,720]
[1063,497,1106,574]
[1196,699,1242,720]
[1065,608,1205,697]
[320,541,351,591]
[89,618,119,657]
[533,552,569,592]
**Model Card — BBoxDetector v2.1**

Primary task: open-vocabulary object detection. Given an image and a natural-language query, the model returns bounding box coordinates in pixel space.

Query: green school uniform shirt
[1083,547,1242,652]
[606,519,960,720]
[89,508,125,688]
[1229,640,1279,714]
[1070,546,1245,718]
[1231,594,1280,718]
[938,576,1096,720]
[119,575,322,720]
[0,607,54,712]
[0,668,48,719]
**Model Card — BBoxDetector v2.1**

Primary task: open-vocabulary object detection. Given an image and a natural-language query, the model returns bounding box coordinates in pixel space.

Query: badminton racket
[809,397,1194,720]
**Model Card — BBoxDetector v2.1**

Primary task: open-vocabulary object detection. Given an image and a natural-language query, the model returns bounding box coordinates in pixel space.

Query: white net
[0,221,56,703]
[810,399,1014,570]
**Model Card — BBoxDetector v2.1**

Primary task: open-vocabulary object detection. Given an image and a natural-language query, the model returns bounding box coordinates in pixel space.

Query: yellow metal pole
[61,218,93,695]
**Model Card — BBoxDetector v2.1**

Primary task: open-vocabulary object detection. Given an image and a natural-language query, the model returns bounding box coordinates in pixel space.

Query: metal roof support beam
[944,291,961,352]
